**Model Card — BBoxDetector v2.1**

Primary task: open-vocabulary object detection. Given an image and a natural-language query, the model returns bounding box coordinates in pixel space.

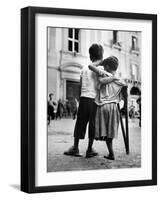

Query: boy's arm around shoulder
[98,76,119,85]
[114,78,127,87]
[88,62,111,77]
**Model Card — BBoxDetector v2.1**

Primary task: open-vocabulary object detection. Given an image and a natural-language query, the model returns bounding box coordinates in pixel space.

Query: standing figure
[63,100,68,118]
[53,100,58,120]
[47,93,56,125]
[66,100,71,117]
[56,99,64,119]
[137,96,141,127]
[71,98,79,120]
[89,56,126,160]
[129,102,135,119]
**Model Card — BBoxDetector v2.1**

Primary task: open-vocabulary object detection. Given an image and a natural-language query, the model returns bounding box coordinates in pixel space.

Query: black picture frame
[21,6,157,193]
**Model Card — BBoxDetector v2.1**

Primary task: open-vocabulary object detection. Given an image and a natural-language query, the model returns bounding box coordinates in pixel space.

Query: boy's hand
[114,78,127,86]
[112,76,120,81]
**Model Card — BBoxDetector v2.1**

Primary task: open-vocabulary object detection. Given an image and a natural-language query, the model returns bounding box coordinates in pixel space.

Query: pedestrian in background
[129,102,135,119]
[48,93,56,125]
[66,100,71,117]
[71,97,79,120]
[63,100,68,118]
[56,99,64,119]
[137,96,141,127]
[53,100,58,120]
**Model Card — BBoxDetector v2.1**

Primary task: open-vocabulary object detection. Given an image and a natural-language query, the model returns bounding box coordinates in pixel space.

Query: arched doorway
[130,86,141,95]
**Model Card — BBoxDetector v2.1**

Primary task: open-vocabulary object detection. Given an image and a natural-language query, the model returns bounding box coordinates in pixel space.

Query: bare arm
[88,64,105,76]
[98,76,119,85]
[88,63,112,77]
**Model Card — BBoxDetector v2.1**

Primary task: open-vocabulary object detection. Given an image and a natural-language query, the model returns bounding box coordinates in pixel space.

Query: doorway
[66,80,80,101]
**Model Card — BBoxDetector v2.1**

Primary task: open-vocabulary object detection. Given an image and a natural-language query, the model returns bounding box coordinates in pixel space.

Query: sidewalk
[47,118,141,172]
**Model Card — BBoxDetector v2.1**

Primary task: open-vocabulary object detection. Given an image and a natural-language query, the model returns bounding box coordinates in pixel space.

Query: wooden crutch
[117,86,129,154]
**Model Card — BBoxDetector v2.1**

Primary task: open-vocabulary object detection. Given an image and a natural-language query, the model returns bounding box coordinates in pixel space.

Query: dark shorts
[74,97,97,139]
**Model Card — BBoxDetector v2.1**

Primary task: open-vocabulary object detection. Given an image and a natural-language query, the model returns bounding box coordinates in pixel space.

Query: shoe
[64,146,81,157]
[86,149,98,158]
[104,155,115,160]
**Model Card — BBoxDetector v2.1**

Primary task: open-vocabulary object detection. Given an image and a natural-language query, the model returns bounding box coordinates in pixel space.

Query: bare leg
[74,137,79,150]
[87,138,94,152]
[86,138,98,158]
[104,138,115,160]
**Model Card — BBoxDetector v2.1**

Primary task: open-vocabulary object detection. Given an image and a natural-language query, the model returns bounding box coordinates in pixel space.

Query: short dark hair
[49,93,54,99]
[102,56,119,71]
[89,44,103,61]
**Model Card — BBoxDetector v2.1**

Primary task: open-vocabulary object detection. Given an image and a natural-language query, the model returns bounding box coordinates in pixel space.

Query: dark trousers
[74,97,97,139]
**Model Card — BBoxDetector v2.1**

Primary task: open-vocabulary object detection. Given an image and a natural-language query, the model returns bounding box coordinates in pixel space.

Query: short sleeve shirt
[80,66,98,99]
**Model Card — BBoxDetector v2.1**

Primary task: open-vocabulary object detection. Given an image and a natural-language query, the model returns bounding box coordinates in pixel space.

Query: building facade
[48,27,141,107]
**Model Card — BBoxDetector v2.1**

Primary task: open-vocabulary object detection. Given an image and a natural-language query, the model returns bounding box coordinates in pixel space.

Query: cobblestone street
[47,118,141,172]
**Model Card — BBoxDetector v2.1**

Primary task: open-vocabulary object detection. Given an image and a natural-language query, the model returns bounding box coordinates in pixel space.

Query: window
[113,30,118,44]
[68,28,80,53]
[132,36,137,50]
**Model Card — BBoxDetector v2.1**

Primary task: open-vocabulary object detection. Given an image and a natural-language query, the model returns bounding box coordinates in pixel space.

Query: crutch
[117,86,129,154]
